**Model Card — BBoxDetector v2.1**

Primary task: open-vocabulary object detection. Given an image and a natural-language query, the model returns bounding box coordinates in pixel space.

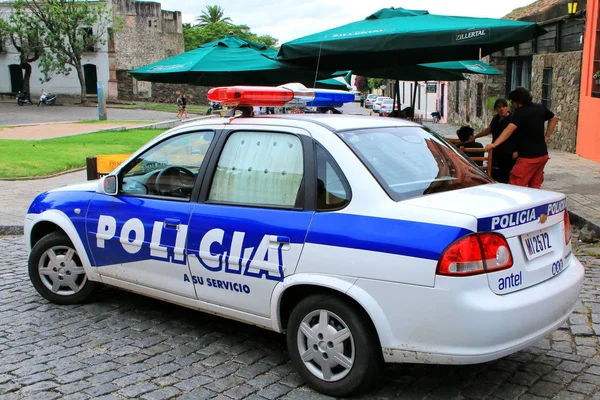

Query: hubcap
[38,245,87,296]
[297,309,355,382]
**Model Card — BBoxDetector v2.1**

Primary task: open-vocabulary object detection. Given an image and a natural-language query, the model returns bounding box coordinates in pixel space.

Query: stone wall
[447,55,509,132]
[447,51,582,153]
[530,51,582,152]
[112,0,183,71]
[110,0,184,102]
[116,70,210,104]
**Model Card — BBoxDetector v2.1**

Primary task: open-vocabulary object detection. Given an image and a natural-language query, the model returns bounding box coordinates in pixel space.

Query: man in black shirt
[485,88,558,189]
[474,98,517,183]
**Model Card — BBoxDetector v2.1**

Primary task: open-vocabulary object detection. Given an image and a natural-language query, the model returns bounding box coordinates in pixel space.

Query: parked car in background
[373,96,390,113]
[379,98,399,116]
[365,94,378,108]
[353,91,361,102]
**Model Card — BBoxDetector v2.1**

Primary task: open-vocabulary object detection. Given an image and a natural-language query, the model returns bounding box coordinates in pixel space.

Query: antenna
[313,42,323,87]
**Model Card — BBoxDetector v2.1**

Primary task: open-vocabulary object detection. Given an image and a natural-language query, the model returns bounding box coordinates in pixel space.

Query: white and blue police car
[25,85,584,397]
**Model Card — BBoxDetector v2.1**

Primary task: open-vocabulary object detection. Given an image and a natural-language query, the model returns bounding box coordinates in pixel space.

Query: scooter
[38,89,57,106]
[206,100,223,115]
[16,91,32,106]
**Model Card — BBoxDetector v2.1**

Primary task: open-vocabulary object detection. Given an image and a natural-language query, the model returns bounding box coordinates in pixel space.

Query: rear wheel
[28,232,97,305]
[286,294,381,397]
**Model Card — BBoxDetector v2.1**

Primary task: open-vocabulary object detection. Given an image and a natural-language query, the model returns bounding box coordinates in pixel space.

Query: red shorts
[509,155,549,189]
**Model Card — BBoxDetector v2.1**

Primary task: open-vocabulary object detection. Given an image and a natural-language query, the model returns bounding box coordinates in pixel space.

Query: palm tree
[195,5,233,27]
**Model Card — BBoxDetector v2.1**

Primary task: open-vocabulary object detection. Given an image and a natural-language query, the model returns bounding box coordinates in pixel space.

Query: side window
[316,144,350,211]
[209,131,304,208]
[120,131,214,199]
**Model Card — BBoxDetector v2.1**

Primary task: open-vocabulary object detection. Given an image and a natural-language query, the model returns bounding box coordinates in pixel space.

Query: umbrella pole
[411,81,418,119]
[396,80,400,111]
[392,79,399,115]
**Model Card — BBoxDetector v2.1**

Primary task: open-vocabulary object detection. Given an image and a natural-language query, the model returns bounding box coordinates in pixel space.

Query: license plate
[521,228,553,260]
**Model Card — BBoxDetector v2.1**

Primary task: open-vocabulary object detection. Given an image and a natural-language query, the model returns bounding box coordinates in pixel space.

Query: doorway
[84,64,98,94]
[9,65,24,93]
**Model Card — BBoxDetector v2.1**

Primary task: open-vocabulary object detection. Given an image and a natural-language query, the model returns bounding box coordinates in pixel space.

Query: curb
[569,210,600,240]
[0,167,87,182]
[0,225,23,236]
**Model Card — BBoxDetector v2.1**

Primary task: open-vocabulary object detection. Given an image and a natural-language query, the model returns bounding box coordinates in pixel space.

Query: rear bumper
[353,255,584,365]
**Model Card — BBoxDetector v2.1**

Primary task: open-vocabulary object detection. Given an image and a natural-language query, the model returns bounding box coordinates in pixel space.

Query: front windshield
[340,127,492,201]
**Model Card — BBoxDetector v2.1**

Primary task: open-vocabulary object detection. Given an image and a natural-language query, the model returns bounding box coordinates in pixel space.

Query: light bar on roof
[206,83,355,108]
[207,86,294,107]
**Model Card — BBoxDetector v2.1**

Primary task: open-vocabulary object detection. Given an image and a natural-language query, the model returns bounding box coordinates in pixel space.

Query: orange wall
[577,0,600,162]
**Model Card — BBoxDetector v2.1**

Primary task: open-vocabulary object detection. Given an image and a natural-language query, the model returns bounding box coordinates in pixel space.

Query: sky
[155,0,538,44]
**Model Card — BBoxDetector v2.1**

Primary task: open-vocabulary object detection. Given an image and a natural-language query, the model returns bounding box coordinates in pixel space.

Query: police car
[25,84,584,397]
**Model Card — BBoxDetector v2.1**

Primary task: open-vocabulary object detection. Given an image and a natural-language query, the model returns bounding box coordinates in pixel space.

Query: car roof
[181,114,420,134]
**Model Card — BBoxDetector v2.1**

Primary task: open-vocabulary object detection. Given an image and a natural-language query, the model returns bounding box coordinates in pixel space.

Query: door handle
[164,218,181,229]
[270,236,290,244]
[269,235,290,250]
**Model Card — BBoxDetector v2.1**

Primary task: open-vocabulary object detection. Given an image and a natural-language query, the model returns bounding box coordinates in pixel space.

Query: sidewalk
[1,120,599,238]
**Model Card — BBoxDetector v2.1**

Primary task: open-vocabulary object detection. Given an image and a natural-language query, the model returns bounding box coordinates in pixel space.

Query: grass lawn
[110,103,208,114]
[0,129,166,179]
[74,120,154,124]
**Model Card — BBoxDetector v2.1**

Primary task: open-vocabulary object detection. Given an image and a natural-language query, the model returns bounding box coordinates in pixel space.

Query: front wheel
[286,294,382,397]
[28,232,97,305]
[37,101,41,107]
[17,100,24,106]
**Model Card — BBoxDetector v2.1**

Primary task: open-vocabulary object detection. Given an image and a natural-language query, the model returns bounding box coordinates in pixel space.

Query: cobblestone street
[0,234,599,400]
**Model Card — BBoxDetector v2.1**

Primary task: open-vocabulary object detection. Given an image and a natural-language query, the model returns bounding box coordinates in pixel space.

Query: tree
[12,0,120,104]
[0,14,44,99]
[195,5,232,27]
[354,76,370,94]
[368,77,387,92]
[183,22,278,51]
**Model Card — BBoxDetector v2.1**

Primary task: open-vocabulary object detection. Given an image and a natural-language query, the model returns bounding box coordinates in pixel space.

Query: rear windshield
[340,126,493,201]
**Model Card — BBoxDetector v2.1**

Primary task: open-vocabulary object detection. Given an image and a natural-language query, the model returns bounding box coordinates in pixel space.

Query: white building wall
[397,81,443,121]
[0,3,110,96]
[0,51,109,95]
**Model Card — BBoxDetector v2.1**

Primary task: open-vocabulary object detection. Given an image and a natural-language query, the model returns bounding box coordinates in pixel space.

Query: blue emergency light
[305,90,355,107]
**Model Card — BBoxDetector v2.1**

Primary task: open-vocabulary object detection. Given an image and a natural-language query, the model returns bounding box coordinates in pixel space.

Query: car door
[85,130,217,299]
[185,126,315,317]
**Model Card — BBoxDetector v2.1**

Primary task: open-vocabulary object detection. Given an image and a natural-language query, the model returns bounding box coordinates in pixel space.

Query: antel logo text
[454,29,488,42]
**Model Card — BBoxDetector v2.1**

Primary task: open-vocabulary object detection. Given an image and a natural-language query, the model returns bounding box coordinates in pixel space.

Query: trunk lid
[404,183,571,294]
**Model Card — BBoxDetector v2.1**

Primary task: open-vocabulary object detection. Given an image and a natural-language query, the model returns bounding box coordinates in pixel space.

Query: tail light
[437,232,513,276]
[564,210,571,245]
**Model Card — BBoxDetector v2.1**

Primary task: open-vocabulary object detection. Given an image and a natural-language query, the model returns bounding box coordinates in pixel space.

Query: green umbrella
[130,34,326,86]
[278,8,545,71]
[349,60,501,81]
[422,60,502,75]
[315,77,351,90]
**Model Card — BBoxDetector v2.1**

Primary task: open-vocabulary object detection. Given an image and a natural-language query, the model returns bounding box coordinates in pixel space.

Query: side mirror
[98,175,118,195]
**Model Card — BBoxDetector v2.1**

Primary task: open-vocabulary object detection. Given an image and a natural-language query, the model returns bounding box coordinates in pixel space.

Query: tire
[17,100,24,106]
[28,232,97,305]
[286,294,382,397]
[37,101,41,107]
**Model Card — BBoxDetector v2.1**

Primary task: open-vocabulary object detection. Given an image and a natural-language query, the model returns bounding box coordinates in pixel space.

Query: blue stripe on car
[306,213,472,261]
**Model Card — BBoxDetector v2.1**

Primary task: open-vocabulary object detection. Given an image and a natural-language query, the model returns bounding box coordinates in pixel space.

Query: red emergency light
[207,86,295,107]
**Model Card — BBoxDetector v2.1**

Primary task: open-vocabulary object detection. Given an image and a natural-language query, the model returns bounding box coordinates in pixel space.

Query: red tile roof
[504,0,562,20]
